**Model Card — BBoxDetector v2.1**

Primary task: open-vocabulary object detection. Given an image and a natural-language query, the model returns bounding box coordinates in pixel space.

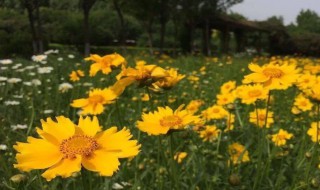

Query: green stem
[169,133,178,189]
[26,99,35,136]
[234,102,244,128]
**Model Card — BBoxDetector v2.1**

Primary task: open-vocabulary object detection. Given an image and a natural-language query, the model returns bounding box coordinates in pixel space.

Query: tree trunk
[82,0,97,57]
[83,9,90,56]
[25,0,38,54]
[145,21,154,55]
[159,18,166,55]
[202,19,211,56]
[35,0,43,53]
[113,0,126,53]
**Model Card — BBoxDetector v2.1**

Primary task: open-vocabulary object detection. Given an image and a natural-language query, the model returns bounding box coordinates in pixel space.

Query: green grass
[0,51,319,190]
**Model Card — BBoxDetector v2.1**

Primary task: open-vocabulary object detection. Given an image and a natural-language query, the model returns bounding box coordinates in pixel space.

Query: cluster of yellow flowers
[13,53,320,182]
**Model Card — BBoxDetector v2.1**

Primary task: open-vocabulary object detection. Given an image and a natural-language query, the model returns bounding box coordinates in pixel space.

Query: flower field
[1,50,320,189]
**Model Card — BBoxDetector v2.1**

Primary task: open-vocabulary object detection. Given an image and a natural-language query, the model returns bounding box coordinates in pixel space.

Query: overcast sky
[229,0,320,25]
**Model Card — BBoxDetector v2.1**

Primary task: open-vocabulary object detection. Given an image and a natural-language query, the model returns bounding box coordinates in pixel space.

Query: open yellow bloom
[86,53,126,76]
[71,88,118,115]
[14,116,140,181]
[199,125,221,142]
[220,80,236,94]
[236,84,269,104]
[153,68,185,90]
[216,93,236,106]
[137,105,200,135]
[243,62,300,90]
[201,105,229,121]
[293,94,313,112]
[271,129,293,146]
[249,109,274,128]
[307,121,320,143]
[186,99,204,114]
[296,73,316,90]
[113,61,169,94]
[228,142,250,165]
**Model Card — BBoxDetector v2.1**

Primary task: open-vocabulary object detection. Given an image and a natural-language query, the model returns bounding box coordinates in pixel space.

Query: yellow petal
[40,116,75,142]
[82,149,120,176]
[42,156,82,181]
[71,99,89,108]
[96,128,140,158]
[78,116,101,136]
[14,137,62,172]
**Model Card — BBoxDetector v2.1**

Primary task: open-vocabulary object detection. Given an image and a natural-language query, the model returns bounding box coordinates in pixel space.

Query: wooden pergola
[196,15,288,55]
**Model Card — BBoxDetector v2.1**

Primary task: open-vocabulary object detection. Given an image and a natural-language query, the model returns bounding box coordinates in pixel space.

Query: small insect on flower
[13,116,140,181]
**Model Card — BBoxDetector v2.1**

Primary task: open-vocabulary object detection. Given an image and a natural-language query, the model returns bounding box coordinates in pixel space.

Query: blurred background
[1,0,320,57]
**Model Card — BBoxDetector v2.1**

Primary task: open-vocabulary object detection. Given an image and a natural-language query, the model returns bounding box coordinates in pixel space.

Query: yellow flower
[271,129,293,146]
[69,70,85,82]
[228,142,250,165]
[236,84,269,104]
[304,82,320,102]
[216,93,236,106]
[201,105,229,121]
[243,62,300,90]
[186,99,204,114]
[249,109,274,128]
[86,53,126,76]
[296,73,316,90]
[153,68,185,90]
[174,152,187,163]
[141,93,150,101]
[225,114,235,132]
[137,105,200,135]
[307,121,320,143]
[293,94,313,112]
[199,125,221,142]
[71,88,118,115]
[14,116,140,181]
[113,61,169,93]
[220,80,236,94]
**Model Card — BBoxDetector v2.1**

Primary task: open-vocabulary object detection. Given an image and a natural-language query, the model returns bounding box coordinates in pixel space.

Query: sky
[229,0,320,25]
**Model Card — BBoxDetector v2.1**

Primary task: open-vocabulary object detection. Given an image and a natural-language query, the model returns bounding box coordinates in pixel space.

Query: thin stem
[169,133,178,189]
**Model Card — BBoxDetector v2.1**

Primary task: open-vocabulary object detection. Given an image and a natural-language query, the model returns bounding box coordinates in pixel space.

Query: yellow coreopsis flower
[293,94,313,112]
[243,62,300,90]
[186,99,204,114]
[174,152,187,163]
[249,109,274,128]
[201,105,229,121]
[137,105,200,135]
[296,73,316,90]
[216,93,236,106]
[113,61,169,94]
[86,53,126,76]
[69,70,85,82]
[271,129,293,146]
[236,84,269,104]
[71,88,118,115]
[307,121,320,143]
[220,80,236,94]
[14,116,140,181]
[199,125,221,142]
[228,142,250,165]
[153,68,185,90]
[304,82,320,102]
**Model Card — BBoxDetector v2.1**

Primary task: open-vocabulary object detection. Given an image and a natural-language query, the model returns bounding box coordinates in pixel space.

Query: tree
[296,9,320,33]
[176,0,243,54]
[80,0,97,56]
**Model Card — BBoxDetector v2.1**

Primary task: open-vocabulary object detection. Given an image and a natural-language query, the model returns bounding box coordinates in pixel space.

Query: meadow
[1,49,320,190]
